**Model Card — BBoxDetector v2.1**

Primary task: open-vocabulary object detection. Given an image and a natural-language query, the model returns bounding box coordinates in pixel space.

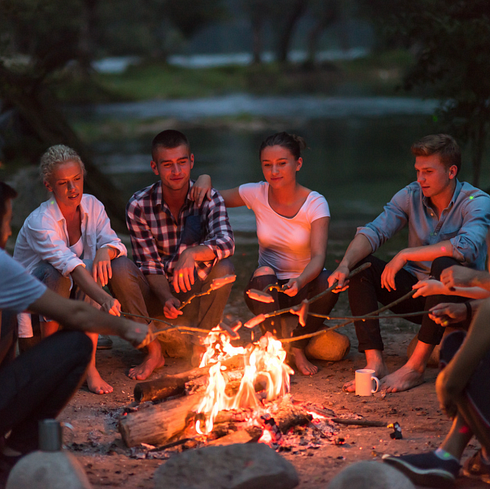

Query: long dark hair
[0,182,17,224]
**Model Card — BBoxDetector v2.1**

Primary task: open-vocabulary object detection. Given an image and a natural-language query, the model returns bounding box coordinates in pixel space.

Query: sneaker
[382,451,460,488]
[463,450,490,483]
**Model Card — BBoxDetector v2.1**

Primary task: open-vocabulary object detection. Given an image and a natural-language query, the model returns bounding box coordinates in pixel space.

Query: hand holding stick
[178,274,236,310]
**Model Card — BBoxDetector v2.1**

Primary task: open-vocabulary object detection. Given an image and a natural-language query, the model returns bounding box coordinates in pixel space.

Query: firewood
[134,377,186,403]
[119,394,203,447]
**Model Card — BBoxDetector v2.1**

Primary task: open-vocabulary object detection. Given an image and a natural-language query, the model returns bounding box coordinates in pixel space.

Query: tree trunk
[0,65,127,231]
[305,0,338,67]
[471,112,488,188]
[276,0,309,64]
[251,15,263,64]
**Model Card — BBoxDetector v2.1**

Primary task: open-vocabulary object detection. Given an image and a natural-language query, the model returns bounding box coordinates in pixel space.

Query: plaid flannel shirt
[126,180,235,280]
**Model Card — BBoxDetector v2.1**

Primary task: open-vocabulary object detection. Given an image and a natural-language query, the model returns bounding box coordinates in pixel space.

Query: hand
[189,175,212,206]
[93,248,113,287]
[412,279,445,298]
[164,297,183,319]
[173,250,196,293]
[428,302,467,326]
[283,278,301,297]
[100,297,121,316]
[435,369,461,419]
[381,252,406,291]
[441,265,478,289]
[327,265,350,292]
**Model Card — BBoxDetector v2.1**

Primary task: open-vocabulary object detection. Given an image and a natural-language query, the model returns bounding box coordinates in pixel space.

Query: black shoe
[382,451,460,488]
[97,335,113,350]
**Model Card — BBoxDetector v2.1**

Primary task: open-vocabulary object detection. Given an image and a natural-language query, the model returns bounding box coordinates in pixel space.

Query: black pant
[0,328,92,453]
[348,255,470,352]
[244,269,338,349]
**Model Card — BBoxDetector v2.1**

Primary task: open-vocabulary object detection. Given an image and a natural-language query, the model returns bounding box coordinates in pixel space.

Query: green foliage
[363,0,490,185]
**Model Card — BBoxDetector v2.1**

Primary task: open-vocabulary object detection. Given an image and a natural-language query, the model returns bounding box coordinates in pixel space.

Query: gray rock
[153,443,299,489]
[328,461,415,489]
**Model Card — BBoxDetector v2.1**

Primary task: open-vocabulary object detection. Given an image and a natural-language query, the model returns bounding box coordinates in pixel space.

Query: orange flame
[195,330,293,434]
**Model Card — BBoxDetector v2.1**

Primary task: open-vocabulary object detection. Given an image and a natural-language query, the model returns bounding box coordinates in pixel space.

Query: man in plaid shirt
[111,130,235,380]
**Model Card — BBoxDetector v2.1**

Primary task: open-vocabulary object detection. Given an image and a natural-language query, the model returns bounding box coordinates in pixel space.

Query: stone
[153,442,299,489]
[328,461,415,489]
[156,329,193,358]
[7,451,93,489]
[305,329,350,362]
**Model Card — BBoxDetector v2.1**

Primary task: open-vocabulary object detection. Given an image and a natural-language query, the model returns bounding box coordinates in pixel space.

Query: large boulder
[153,443,299,489]
[328,461,415,489]
[305,329,350,362]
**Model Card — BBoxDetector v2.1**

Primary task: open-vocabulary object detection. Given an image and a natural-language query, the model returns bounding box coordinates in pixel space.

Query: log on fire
[119,394,203,448]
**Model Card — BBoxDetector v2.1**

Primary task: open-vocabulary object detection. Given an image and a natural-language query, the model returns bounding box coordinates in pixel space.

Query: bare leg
[343,349,389,392]
[128,338,165,381]
[440,414,474,459]
[85,333,113,395]
[40,320,59,339]
[382,340,433,393]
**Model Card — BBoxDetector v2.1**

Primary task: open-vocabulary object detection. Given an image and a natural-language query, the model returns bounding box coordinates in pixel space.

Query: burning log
[119,394,203,447]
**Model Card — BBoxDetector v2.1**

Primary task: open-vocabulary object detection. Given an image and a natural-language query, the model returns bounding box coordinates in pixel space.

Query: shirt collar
[47,195,87,222]
[153,180,195,209]
[422,179,461,211]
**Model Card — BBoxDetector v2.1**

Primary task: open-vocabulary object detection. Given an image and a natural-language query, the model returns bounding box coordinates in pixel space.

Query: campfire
[118,324,339,453]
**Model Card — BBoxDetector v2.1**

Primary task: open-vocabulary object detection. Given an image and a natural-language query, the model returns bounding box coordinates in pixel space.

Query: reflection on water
[95,114,448,232]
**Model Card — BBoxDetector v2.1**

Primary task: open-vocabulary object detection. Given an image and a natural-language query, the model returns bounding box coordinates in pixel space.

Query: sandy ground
[3,233,489,489]
[49,304,487,489]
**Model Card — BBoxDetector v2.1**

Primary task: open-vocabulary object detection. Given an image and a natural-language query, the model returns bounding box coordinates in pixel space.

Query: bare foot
[128,353,165,380]
[381,364,424,393]
[291,347,318,375]
[86,368,113,395]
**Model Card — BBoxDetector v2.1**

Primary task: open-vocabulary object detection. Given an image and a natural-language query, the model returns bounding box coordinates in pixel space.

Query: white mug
[355,368,380,396]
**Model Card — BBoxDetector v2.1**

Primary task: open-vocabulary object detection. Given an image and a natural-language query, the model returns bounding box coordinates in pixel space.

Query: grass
[51,50,415,104]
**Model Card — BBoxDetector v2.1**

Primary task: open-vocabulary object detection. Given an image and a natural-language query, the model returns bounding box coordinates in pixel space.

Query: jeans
[109,256,235,332]
[348,255,471,352]
[0,330,92,453]
[244,269,338,349]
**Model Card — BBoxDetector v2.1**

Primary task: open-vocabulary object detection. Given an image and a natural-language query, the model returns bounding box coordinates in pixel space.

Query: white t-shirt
[0,249,46,313]
[239,182,330,279]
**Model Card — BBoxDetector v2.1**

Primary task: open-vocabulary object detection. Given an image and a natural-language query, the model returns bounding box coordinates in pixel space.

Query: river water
[71,95,486,233]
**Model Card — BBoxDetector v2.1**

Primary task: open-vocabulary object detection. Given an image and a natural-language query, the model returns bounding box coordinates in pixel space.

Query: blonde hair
[40,145,85,183]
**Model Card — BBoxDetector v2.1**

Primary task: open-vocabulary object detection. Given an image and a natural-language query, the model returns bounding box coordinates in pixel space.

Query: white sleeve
[307,192,330,222]
[238,182,263,210]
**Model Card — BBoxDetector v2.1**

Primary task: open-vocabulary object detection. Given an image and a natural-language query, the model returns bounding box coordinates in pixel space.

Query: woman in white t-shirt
[194,132,337,375]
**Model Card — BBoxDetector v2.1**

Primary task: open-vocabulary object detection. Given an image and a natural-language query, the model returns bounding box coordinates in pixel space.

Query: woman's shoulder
[303,190,330,218]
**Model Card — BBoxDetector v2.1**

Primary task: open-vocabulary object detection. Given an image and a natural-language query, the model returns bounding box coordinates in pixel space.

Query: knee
[111,255,134,277]
[52,331,93,364]
[214,258,235,277]
[33,262,70,293]
[253,266,275,278]
[430,256,460,280]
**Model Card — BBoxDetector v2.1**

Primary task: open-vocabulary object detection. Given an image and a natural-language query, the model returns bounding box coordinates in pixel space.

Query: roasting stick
[244,262,372,328]
[281,289,417,344]
[308,310,431,321]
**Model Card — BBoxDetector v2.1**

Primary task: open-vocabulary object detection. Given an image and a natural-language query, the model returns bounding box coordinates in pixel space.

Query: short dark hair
[0,181,17,224]
[411,134,461,175]
[151,130,190,160]
[259,132,307,160]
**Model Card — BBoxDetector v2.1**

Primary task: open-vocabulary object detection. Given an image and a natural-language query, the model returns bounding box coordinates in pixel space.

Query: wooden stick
[330,418,387,427]
[308,310,430,321]
[281,289,417,344]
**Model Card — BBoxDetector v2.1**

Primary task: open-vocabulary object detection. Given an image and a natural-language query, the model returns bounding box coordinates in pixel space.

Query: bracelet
[464,301,472,322]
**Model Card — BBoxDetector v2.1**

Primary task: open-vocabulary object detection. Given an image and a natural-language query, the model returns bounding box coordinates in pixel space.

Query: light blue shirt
[356,180,490,280]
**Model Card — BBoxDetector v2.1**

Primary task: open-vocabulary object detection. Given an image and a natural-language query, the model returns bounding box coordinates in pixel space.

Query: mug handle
[372,376,380,393]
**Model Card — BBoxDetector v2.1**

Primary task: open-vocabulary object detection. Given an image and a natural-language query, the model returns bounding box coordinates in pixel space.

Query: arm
[190,175,245,207]
[440,265,490,292]
[145,274,183,319]
[429,299,485,326]
[28,288,149,348]
[92,246,119,287]
[381,240,454,291]
[327,233,373,289]
[412,278,490,299]
[436,298,490,417]
[70,265,120,316]
[284,217,329,296]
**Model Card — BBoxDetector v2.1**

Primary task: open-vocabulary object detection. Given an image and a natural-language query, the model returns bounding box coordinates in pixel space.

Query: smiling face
[44,160,84,210]
[260,145,302,189]
[151,144,194,193]
[415,154,457,200]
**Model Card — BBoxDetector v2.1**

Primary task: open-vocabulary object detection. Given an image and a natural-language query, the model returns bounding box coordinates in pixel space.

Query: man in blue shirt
[329,134,490,393]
